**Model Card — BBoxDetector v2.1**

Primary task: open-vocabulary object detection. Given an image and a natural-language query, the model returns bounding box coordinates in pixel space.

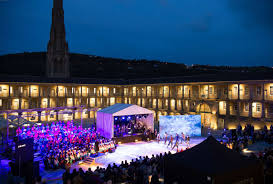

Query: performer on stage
[167,135,174,148]
[186,135,190,148]
[172,133,180,150]
[164,132,168,144]
[181,132,185,144]
[157,132,160,143]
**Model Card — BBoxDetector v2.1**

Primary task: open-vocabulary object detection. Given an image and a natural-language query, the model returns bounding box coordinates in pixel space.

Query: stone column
[248,102,253,118]
[261,102,265,118]
[38,111,41,122]
[6,113,9,144]
[237,84,241,100]
[236,101,240,120]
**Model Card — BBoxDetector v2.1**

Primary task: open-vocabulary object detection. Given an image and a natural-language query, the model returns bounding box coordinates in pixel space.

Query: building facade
[1,0,272,131]
[0,80,273,130]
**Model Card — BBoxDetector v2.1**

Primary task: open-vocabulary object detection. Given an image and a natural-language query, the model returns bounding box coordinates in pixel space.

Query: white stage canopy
[97,104,154,139]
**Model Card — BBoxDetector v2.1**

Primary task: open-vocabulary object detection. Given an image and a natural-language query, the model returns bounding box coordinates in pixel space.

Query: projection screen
[159,115,201,137]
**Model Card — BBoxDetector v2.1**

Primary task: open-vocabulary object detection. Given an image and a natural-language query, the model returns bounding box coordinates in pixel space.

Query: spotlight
[114,117,118,121]
[135,139,138,142]
[122,116,125,120]
[128,116,131,119]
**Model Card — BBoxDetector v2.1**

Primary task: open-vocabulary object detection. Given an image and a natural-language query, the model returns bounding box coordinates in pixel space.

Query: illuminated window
[234,86,238,93]
[0,99,2,106]
[257,87,261,96]
[234,104,238,111]
[223,102,226,110]
[94,88,96,94]
[113,88,116,94]
[270,86,273,96]
[209,87,212,95]
[245,87,249,95]
[256,104,261,112]
[245,103,249,112]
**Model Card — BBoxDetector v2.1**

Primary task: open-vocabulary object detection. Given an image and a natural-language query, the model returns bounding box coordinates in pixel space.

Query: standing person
[167,135,173,148]
[181,132,185,144]
[157,132,161,143]
[186,135,190,148]
[172,133,180,150]
[164,132,168,144]
[154,129,157,140]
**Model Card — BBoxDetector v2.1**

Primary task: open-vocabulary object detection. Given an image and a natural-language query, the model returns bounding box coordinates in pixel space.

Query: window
[234,103,238,111]
[0,99,2,106]
[245,103,249,112]
[0,87,2,92]
[257,87,261,96]
[223,102,226,110]
[113,88,116,94]
[234,86,238,92]
[93,88,96,94]
[256,104,261,112]
[245,87,249,95]
[270,86,273,96]
[269,104,273,113]
[209,87,213,95]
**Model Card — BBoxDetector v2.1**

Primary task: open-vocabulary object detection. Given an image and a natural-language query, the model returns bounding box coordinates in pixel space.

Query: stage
[70,137,205,171]
[0,137,205,183]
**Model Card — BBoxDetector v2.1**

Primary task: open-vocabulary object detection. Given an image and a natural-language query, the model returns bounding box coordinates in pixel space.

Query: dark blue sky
[1,0,273,66]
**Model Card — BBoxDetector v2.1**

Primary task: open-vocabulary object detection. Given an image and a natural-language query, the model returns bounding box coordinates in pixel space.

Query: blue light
[115,117,118,121]
[122,116,125,120]
[128,116,131,119]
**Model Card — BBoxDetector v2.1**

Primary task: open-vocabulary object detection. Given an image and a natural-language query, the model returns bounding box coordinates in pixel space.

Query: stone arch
[196,102,211,113]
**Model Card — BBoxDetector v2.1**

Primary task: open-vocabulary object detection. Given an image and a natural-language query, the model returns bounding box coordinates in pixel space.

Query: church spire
[46,0,70,78]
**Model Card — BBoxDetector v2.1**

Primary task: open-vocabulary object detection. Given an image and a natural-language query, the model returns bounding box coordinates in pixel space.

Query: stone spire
[46,0,70,78]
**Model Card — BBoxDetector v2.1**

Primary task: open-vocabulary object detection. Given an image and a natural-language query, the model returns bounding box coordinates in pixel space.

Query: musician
[94,140,100,156]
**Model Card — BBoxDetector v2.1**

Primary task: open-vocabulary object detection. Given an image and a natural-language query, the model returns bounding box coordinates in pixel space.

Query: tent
[164,136,264,184]
[96,103,154,139]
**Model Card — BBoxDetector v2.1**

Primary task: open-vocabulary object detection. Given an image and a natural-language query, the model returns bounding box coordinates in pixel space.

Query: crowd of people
[16,121,115,170]
[62,152,171,184]
[249,147,273,183]
[221,124,273,152]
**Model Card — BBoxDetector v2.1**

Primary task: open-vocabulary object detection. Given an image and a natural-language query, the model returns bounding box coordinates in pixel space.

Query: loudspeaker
[15,138,34,165]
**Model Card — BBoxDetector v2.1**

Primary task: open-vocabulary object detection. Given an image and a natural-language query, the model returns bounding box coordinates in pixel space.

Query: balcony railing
[0,93,9,97]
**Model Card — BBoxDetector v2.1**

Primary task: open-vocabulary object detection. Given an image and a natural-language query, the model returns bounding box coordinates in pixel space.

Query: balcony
[228,92,238,100]
[31,92,39,98]
[0,92,9,97]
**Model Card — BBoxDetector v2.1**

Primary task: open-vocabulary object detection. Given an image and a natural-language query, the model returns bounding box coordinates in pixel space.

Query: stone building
[0,0,273,131]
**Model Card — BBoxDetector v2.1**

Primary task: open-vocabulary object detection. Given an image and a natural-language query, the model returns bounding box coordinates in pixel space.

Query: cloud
[228,0,273,30]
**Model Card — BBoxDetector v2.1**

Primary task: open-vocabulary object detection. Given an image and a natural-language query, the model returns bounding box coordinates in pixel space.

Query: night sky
[0,0,273,66]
